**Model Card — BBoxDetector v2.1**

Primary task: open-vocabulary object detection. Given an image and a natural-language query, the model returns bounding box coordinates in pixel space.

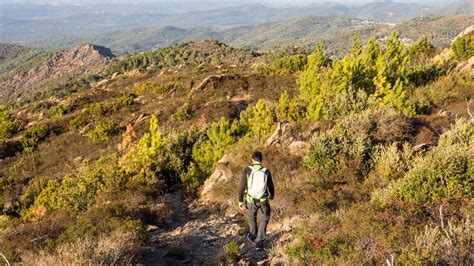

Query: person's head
[252,151,263,163]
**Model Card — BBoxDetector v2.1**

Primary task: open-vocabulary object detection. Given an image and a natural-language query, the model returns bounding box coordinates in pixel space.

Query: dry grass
[21,232,140,265]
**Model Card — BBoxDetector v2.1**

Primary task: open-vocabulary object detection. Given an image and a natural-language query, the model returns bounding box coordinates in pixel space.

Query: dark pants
[248,200,271,244]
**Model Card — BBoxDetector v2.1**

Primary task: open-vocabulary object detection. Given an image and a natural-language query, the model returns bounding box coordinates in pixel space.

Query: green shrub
[373,119,473,205]
[0,176,15,210]
[298,34,416,119]
[408,36,435,58]
[86,95,134,116]
[133,82,154,95]
[20,176,50,212]
[451,33,474,60]
[223,241,240,262]
[412,74,463,113]
[87,120,117,143]
[23,156,125,220]
[57,205,142,243]
[325,89,373,120]
[240,99,276,139]
[47,104,73,118]
[275,90,306,122]
[69,115,88,131]
[262,54,307,75]
[156,80,181,94]
[365,143,414,190]
[192,118,236,173]
[21,124,47,152]
[0,104,21,141]
[121,116,165,179]
[171,103,191,122]
[161,128,202,185]
[304,111,376,177]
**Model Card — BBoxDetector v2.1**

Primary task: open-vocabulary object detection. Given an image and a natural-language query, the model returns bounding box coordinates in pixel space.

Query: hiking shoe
[255,242,264,251]
[246,233,256,245]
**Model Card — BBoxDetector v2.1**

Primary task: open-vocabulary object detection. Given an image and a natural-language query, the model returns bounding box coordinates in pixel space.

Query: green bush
[451,33,474,60]
[56,204,142,243]
[325,89,373,120]
[240,99,276,139]
[275,90,306,122]
[223,241,240,262]
[161,128,202,185]
[69,115,88,131]
[408,36,435,58]
[192,118,236,174]
[373,119,473,205]
[0,104,21,141]
[304,111,376,177]
[20,176,50,212]
[0,176,15,210]
[121,116,165,179]
[21,124,47,152]
[47,104,73,118]
[87,120,117,143]
[171,103,191,122]
[298,34,416,119]
[365,143,414,190]
[86,95,134,116]
[22,156,125,220]
[262,54,307,75]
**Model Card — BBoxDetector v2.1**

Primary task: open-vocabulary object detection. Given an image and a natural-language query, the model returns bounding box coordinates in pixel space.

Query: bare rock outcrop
[264,120,294,148]
[200,155,233,202]
[0,43,114,101]
[265,120,310,156]
[189,74,239,95]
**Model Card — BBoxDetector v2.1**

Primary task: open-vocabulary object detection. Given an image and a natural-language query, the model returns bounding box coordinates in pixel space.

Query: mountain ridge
[0,43,114,102]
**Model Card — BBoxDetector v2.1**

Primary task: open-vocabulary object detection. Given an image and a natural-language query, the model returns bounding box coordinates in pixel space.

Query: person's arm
[267,170,275,199]
[238,167,248,203]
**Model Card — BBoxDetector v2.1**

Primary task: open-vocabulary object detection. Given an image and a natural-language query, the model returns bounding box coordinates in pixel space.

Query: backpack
[247,165,268,200]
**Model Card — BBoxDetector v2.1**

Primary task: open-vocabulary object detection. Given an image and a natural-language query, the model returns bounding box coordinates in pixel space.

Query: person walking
[238,151,275,251]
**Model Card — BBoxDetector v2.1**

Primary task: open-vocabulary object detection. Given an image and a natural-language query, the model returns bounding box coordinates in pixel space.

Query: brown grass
[21,232,140,265]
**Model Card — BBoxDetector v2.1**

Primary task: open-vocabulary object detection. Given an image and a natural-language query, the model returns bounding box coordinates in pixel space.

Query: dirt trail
[139,189,288,265]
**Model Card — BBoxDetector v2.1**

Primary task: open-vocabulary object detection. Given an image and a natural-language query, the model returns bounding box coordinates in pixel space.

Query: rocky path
[139,189,288,265]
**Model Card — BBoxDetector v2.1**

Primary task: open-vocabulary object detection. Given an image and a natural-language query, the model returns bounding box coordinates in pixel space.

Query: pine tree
[372,51,415,116]
[276,90,291,121]
[121,116,165,178]
[298,44,327,100]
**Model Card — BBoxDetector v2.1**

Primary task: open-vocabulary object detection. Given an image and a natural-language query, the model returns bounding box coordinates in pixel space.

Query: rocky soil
[140,187,295,265]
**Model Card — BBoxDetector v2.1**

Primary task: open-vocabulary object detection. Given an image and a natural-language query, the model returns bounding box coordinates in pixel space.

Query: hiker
[238,151,275,251]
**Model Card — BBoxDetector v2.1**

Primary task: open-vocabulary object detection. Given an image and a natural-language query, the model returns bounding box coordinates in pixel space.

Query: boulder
[200,155,233,202]
[288,141,310,157]
[264,120,294,148]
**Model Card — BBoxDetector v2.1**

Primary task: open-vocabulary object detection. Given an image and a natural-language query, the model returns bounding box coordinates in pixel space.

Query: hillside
[0,44,34,64]
[440,0,474,15]
[0,44,114,103]
[356,1,432,22]
[1,1,457,50]
[19,13,474,56]
[0,28,473,265]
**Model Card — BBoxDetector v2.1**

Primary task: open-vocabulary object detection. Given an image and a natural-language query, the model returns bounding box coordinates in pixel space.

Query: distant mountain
[439,0,474,15]
[220,15,376,50]
[393,14,474,47]
[0,1,444,46]
[356,1,433,22]
[20,13,473,57]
